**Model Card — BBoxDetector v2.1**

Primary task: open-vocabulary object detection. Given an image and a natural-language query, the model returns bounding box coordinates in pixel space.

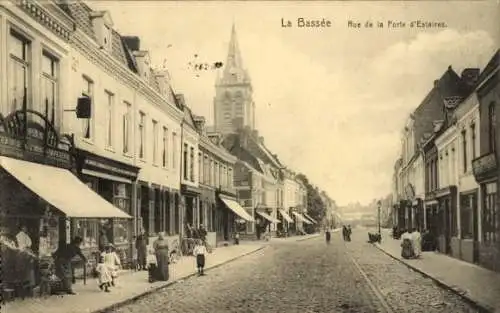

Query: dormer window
[90,11,113,52]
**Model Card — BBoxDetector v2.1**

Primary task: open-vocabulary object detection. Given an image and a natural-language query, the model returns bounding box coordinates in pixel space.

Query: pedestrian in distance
[193,239,208,276]
[325,228,331,244]
[95,255,111,292]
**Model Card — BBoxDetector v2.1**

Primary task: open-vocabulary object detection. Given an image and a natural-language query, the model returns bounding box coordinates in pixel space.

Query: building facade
[196,117,239,244]
[472,50,499,272]
[455,89,481,264]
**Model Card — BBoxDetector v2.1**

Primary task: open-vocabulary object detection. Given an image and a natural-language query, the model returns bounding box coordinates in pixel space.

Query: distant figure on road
[342,225,348,241]
[347,225,352,241]
[325,228,331,244]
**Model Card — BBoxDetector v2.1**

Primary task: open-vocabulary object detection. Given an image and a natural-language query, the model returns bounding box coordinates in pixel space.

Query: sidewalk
[374,229,500,313]
[2,244,265,313]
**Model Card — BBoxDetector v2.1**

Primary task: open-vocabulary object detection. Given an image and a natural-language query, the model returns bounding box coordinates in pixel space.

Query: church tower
[213,24,255,134]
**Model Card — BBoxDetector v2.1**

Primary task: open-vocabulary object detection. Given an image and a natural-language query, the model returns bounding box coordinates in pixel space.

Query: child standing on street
[147,247,158,283]
[101,244,121,287]
[95,256,111,292]
[193,239,208,276]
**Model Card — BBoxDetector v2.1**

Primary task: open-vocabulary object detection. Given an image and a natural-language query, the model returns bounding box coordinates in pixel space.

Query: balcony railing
[472,152,498,182]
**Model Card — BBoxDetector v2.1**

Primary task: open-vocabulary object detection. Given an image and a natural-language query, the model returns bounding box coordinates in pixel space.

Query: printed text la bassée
[281,18,332,28]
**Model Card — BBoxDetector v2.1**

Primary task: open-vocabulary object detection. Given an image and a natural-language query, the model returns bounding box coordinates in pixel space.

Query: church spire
[219,23,250,85]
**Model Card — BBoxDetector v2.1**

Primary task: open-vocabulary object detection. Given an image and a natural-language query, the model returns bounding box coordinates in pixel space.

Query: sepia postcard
[0,0,499,312]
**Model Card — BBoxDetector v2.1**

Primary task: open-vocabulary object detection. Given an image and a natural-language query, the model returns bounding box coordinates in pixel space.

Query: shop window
[482,183,498,243]
[154,189,162,233]
[460,193,475,239]
[74,219,99,249]
[165,191,171,235]
[113,183,131,245]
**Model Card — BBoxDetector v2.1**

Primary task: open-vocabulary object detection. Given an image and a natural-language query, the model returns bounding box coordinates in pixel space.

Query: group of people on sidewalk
[400,228,422,259]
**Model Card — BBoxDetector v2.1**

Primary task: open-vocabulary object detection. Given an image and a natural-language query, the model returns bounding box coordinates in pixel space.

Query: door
[445,198,452,255]
[472,192,479,263]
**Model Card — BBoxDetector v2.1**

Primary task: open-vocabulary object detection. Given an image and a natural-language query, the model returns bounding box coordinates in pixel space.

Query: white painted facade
[456,92,482,240]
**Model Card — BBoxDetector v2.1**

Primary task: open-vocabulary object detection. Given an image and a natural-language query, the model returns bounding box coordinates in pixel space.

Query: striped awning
[256,211,280,224]
[292,212,312,224]
[303,213,317,224]
[279,209,294,223]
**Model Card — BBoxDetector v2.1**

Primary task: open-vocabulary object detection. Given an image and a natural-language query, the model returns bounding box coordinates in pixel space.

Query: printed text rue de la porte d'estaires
[280,18,447,29]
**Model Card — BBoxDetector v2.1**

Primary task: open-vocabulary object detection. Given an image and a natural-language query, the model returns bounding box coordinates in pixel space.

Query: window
[105,91,114,148]
[138,112,145,159]
[152,120,158,165]
[460,193,476,239]
[462,130,467,173]
[198,152,203,183]
[215,162,219,187]
[204,155,209,184]
[172,133,177,169]
[162,127,168,167]
[470,123,476,159]
[190,147,195,182]
[228,168,233,187]
[82,76,93,139]
[123,102,131,154]
[183,143,188,180]
[210,159,214,185]
[7,30,30,116]
[482,183,498,243]
[488,103,496,152]
[41,52,58,124]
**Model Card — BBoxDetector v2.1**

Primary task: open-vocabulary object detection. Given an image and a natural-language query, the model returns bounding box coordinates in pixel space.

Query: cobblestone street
[109,230,482,313]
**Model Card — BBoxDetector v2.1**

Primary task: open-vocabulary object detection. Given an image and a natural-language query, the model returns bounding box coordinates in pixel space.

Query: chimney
[193,115,206,133]
[433,80,439,88]
[154,69,170,97]
[251,130,259,139]
[175,94,186,109]
[123,36,140,51]
[258,136,264,144]
[461,68,480,87]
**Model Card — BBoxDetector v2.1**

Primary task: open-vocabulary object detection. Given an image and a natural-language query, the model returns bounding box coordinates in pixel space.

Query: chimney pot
[433,80,439,87]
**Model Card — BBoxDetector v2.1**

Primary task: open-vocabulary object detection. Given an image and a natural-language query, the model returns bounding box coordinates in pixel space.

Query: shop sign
[78,150,139,180]
[472,152,498,182]
[0,110,72,168]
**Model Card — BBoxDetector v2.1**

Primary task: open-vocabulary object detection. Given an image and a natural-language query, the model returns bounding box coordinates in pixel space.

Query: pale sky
[88,1,498,206]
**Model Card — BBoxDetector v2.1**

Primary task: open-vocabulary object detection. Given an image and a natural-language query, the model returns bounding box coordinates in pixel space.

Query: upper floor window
[123,101,131,154]
[138,111,145,159]
[183,143,188,180]
[81,76,93,139]
[470,123,476,159]
[189,147,195,182]
[162,127,168,167]
[198,152,203,183]
[41,52,59,125]
[152,120,158,165]
[105,90,114,148]
[7,30,31,116]
[172,133,177,169]
[489,103,496,152]
[462,130,467,173]
[204,155,209,184]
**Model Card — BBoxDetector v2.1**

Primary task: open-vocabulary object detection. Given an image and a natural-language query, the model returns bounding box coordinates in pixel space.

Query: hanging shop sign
[75,149,139,181]
[0,109,73,168]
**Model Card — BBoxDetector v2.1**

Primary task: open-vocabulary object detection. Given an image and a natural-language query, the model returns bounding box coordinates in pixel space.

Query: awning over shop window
[278,209,294,223]
[219,196,254,222]
[303,213,317,224]
[0,156,132,219]
[292,212,312,224]
[256,211,280,224]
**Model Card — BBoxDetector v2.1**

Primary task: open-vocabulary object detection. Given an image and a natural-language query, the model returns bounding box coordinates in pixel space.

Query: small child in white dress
[147,247,158,283]
[96,256,111,292]
[101,244,121,286]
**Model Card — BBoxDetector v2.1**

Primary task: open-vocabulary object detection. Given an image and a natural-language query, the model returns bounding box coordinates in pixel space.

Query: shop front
[278,208,294,237]
[217,193,253,242]
[411,198,424,231]
[472,152,499,271]
[256,208,280,238]
[73,149,139,271]
[199,186,217,247]
[435,186,458,256]
[458,189,479,264]
[0,109,131,299]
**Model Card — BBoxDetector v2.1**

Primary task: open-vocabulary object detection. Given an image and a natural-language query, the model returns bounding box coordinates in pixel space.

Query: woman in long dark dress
[153,233,169,281]
[325,229,331,244]
[52,236,87,295]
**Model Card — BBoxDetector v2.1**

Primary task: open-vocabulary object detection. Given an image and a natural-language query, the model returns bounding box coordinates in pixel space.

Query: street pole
[377,200,382,242]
